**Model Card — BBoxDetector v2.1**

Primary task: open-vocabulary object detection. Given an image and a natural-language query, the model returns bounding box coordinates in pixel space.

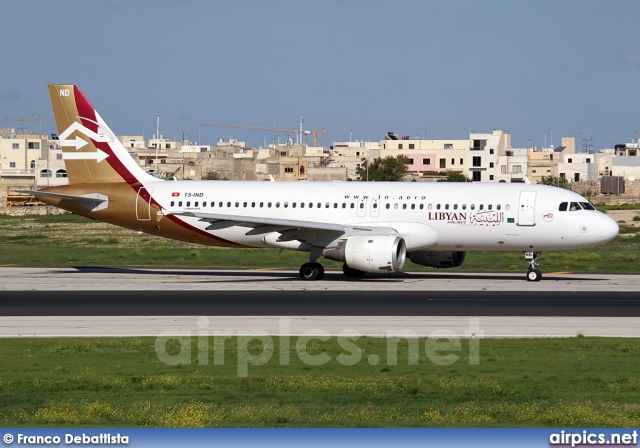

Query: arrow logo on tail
[62,149,109,163]
[59,120,113,149]
[60,136,89,150]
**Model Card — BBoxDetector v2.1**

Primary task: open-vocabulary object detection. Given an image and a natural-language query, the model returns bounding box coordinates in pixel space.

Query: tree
[356,155,410,181]
[538,175,571,190]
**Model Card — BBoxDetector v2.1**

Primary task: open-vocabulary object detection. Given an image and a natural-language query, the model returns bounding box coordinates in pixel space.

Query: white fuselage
[142,180,618,253]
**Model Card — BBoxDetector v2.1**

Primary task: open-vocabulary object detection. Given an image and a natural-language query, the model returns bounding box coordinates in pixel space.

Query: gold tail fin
[48,84,155,185]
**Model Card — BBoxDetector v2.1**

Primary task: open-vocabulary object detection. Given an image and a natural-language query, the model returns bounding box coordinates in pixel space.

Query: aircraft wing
[172,211,438,251]
[171,211,396,241]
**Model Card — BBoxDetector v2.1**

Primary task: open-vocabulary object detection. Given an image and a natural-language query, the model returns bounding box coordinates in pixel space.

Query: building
[371,129,513,182]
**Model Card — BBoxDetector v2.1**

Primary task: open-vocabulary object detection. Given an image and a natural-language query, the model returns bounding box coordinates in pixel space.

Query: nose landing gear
[525,251,542,281]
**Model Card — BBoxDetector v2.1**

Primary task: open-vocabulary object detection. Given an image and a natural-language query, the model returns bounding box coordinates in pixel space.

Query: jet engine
[408,251,466,268]
[323,235,406,273]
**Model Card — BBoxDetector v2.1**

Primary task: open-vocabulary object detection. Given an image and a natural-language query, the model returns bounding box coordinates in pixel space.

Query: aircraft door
[370,198,380,217]
[136,187,153,221]
[517,191,536,226]
[357,198,367,218]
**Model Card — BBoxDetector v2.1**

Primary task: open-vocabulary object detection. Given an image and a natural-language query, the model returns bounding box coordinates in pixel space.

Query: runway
[0,266,639,338]
[1,265,639,291]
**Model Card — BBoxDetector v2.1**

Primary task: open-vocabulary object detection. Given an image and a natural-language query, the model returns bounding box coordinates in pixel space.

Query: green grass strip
[1,337,639,427]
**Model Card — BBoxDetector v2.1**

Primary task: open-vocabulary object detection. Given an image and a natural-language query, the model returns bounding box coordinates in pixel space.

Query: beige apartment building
[369,129,512,182]
[528,138,598,184]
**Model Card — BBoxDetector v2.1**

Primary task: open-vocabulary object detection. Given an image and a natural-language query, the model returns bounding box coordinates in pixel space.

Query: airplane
[20,84,619,282]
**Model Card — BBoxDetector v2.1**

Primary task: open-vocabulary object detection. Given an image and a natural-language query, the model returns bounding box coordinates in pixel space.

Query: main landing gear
[525,251,542,282]
[298,248,367,281]
[299,248,324,281]
[299,262,324,281]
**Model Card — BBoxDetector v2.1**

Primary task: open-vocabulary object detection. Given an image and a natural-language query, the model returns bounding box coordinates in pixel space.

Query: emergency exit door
[517,191,536,226]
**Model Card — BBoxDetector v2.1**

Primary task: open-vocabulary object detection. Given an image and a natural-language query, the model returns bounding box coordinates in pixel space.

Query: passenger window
[268,202,272,208]
[259,202,264,208]
[292,203,296,208]
[462,204,467,210]
[342,203,346,209]
[227,202,231,207]
[428,204,432,210]
[359,203,364,209]
[445,204,449,210]
[479,204,484,210]
[284,202,288,208]
[211,202,215,208]
[333,203,338,208]
[186,201,191,207]
[195,201,199,207]
[308,203,313,208]
[488,204,492,210]
[235,202,239,207]
[325,203,330,208]
[178,201,183,207]
[318,203,322,208]
[437,204,441,210]
[394,204,399,209]
[243,202,247,207]
[559,202,568,211]
[300,203,304,208]
[471,204,475,210]
[386,204,390,209]
[505,204,510,211]
[453,204,458,210]
[170,201,175,207]
[373,203,378,209]
[351,203,355,209]
[419,204,424,210]
[251,202,255,207]
[411,204,415,210]
[496,204,501,210]
[402,204,407,209]
[276,202,280,208]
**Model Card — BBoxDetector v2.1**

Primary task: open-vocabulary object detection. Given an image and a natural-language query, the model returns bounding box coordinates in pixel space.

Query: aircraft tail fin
[47,84,156,185]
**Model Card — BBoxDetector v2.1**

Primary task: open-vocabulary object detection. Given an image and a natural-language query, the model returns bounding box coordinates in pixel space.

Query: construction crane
[0,115,53,135]
[202,122,327,146]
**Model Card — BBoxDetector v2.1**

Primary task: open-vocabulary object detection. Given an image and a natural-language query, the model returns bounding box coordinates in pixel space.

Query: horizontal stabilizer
[14,190,108,211]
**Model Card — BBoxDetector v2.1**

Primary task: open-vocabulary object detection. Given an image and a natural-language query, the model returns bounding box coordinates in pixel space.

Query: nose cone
[599,214,619,242]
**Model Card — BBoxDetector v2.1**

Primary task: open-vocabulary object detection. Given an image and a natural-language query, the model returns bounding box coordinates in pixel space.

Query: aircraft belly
[458,224,496,250]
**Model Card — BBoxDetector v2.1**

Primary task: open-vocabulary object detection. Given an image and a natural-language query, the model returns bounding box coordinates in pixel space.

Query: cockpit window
[580,202,596,211]
[569,202,582,211]
[559,202,568,211]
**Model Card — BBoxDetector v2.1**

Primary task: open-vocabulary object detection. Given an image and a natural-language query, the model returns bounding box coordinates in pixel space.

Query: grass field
[0,212,639,272]
[1,211,639,428]
[1,336,640,427]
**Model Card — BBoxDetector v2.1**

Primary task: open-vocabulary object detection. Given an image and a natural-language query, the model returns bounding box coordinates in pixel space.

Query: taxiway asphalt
[0,266,638,338]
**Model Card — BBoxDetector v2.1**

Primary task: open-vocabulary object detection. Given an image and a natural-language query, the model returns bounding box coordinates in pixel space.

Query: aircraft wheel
[343,263,366,278]
[526,269,542,282]
[300,262,323,281]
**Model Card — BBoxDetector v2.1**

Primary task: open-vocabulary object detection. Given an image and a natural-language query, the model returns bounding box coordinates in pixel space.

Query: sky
[1,0,639,150]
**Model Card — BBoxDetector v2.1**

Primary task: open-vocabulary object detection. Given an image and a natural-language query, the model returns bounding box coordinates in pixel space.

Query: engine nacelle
[323,235,406,273]
[408,250,466,268]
